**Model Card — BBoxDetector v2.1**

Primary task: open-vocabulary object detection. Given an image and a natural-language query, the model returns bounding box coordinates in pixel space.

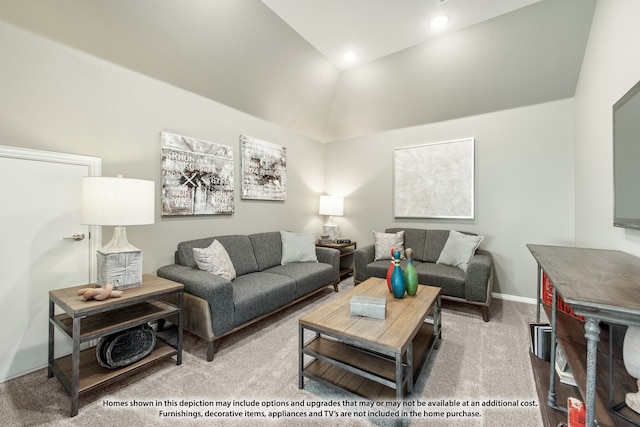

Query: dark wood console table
[528,244,640,427]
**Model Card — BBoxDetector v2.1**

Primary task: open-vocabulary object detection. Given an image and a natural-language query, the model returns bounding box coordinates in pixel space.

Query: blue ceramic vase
[404,248,419,296]
[390,249,405,299]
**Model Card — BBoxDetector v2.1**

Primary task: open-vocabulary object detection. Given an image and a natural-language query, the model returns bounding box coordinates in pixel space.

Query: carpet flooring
[0,278,544,426]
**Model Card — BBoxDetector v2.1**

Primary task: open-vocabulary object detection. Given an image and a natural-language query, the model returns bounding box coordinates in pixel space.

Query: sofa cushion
[231,272,296,326]
[436,230,484,272]
[422,230,454,263]
[215,235,260,276]
[249,231,282,271]
[266,263,334,297]
[192,239,237,281]
[415,263,466,299]
[373,230,405,260]
[280,231,318,264]
[386,228,427,261]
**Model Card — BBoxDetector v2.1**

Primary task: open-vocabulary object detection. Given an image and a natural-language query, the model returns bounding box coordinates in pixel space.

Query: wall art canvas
[240,134,286,201]
[394,137,474,219]
[161,131,234,215]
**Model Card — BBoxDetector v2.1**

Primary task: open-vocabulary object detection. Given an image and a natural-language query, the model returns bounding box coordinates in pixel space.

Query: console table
[528,244,640,427]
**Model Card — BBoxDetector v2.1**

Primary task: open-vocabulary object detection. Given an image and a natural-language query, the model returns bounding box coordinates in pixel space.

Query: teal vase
[390,249,405,299]
[404,248,419,296]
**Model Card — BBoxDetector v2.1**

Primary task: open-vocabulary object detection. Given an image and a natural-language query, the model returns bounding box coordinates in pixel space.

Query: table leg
[407,343,413,394]
[584,318,601,427]
[547,286,558,409]
[176,291,183,365]
[298,324,304,389]
[395,353,403,401]
[48,300,54,379]
[71,316,81,417]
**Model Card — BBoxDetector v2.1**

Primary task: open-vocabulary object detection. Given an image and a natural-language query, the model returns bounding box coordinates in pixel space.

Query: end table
[48,274,183,416]
[316,241,357,281]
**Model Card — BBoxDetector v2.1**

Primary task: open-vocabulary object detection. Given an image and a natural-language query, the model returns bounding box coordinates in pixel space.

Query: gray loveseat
[157,231,340,361]
[354,228,493,321]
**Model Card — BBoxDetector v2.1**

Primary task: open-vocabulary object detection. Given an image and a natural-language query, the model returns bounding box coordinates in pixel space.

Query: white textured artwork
[240,134,286,201]
[161,131,234,215]
[394,138,474,218]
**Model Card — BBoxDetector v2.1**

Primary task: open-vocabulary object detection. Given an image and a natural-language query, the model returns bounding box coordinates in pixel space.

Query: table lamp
[319,195,343,242]
[81,175,155,289]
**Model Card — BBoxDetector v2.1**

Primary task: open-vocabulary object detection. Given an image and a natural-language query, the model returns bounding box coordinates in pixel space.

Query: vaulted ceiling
[0,0,596,142]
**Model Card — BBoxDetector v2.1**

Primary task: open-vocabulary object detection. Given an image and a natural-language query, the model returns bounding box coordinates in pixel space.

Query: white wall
[0,21,327,275]
[324,100,576,299]
[574,0,640,253]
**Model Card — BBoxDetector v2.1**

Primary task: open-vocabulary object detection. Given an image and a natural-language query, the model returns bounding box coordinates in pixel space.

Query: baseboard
[492,292,537,305]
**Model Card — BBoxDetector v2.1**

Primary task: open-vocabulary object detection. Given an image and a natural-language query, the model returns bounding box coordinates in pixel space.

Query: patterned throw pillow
[373,230,405,261]
[192,239,237,281]
[436,230,484,272]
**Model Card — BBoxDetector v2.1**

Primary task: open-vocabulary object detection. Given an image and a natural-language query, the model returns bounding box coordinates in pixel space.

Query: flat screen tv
[613,79,640,229]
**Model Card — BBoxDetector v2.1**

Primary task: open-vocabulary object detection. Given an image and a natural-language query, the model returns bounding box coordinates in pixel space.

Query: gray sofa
[156,231,340,361]
[354,228,493,321]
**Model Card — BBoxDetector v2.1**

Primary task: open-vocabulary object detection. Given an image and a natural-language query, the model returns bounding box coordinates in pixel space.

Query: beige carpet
[0,278,543,426]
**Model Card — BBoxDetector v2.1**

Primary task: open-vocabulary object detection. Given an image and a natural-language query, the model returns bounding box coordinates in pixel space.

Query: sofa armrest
[316,246,340,282]
[354,244,376,283]
[156,264,235,336]
[464,250,493,304]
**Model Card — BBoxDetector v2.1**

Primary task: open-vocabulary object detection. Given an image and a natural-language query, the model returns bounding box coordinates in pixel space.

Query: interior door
[0,146,100,382]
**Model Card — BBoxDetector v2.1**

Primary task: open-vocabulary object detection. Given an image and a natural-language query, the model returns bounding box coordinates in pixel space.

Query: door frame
[0,145,102,282]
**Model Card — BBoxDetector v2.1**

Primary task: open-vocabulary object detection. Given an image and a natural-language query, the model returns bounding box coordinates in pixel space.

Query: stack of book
[529,323,552,361]
[555,346,577,387]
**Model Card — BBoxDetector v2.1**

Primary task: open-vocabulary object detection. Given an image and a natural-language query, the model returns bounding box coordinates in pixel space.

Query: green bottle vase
[404,248,419,296]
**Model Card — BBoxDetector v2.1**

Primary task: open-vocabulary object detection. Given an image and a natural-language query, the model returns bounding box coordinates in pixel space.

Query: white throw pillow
[281,231,318,264]
[192,239,237,281]
[373,230,405,261]
[436,230,484,272]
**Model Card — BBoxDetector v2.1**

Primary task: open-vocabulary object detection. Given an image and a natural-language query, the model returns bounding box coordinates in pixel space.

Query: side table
[48,274,183,416]
[316,241,357,281]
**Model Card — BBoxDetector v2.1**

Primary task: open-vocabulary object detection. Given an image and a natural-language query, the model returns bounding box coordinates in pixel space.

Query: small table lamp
[81,175,155,289]
[319,195,343,242]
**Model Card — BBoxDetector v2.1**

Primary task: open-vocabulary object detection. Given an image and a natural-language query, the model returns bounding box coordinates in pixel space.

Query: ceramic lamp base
[97,250,142,289]
[323,225,340,241]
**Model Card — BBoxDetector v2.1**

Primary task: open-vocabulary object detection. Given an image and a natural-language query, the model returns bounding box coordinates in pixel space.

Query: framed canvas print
[394,137,474,219]
[240,134,286,201]
[161,131,234,215]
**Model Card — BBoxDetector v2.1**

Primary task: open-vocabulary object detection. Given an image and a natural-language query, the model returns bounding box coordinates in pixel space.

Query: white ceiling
[0,0,595,142]
[261,0,542,69]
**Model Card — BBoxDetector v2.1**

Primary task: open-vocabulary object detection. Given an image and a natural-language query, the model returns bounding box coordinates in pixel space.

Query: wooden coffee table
[298,277,441,401]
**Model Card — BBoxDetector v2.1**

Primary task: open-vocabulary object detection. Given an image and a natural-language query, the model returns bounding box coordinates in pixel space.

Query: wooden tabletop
[300,277,440,354]
[527,244,640,323]
[49,274,183,317]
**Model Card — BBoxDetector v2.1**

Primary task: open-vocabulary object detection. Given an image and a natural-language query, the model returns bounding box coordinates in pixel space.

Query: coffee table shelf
[301,321,437,400]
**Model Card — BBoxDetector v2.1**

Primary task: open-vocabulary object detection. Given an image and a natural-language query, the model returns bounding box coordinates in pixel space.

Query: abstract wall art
[240,134,286,201]
[394,137,475,219]
[161,131,234,215]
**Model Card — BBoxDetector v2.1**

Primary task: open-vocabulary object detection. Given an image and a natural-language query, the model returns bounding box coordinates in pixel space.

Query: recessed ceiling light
[429,14,450,30]
[342,51,357,63]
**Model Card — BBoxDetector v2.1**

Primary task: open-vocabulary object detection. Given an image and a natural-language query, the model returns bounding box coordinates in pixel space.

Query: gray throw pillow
[280,231,318,264]
[436,230,484,272]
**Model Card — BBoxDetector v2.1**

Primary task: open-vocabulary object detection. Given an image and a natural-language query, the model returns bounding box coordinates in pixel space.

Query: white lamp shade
[319,195,344,216]
[81,176,155,226]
